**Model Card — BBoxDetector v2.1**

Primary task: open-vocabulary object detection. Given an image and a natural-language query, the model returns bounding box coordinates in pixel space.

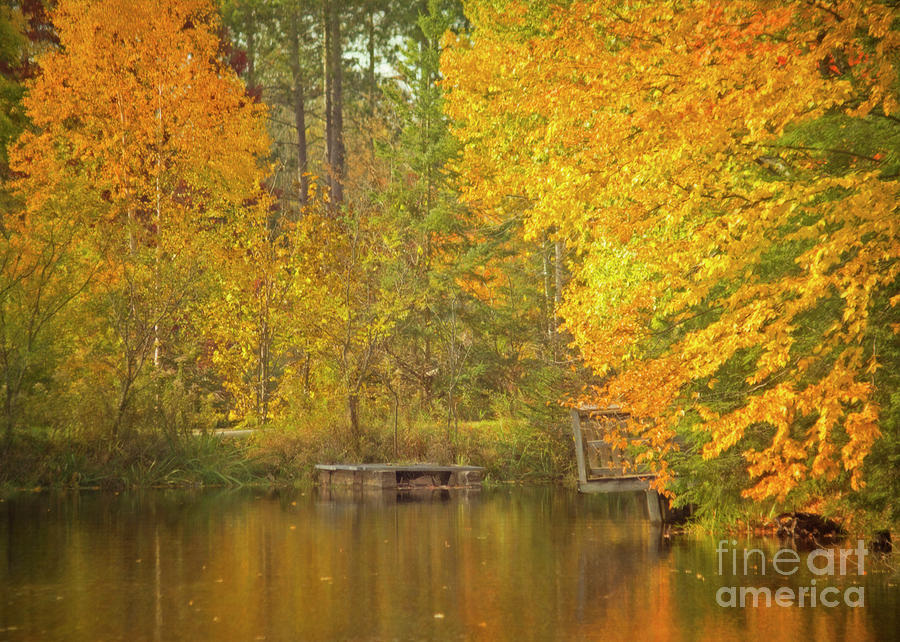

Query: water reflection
[0,488,896,640]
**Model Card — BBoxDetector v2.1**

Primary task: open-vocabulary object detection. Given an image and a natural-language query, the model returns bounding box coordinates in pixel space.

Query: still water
[0,487,897,641]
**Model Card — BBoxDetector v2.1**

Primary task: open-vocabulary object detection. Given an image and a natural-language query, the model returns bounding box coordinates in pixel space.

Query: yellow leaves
[7,0,273,420]
[447,0,899,503]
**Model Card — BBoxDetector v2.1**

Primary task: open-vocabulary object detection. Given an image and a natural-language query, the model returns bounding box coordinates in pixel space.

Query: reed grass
[0,415,575,491]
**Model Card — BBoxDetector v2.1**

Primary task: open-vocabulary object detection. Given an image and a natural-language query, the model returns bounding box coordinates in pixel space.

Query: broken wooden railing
[571,405,675,523]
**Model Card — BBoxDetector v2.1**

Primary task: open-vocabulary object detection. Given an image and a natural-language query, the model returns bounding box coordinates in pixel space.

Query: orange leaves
[11,0,270,279]
[6,0,271,426]
[14,0,268,216]
[706,356,882,500]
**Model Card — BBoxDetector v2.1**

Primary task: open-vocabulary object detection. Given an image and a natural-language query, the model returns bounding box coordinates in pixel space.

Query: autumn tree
[199,192,298,424]
[1,1,55,209]
[444,0,900,510]
[10,0,269,435]
[0,5,26,191]
[0,1,81,445]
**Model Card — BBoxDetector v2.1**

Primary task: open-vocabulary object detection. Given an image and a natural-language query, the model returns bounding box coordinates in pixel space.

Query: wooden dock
[571,405,675,522]
[315,464,485,490]
[571,405,655,491]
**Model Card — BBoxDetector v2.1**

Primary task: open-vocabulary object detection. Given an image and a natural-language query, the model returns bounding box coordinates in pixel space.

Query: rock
[872,530,892,554]
[663,502,696,525]
[775,512,845,545]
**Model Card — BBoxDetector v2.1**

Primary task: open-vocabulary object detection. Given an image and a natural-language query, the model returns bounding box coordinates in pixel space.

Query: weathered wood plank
[578,477,655,493]
[572,405,654,483]
[570,409,588,486]
[646,490,663,523]
[315,464,483,473]
[315,464,485,489]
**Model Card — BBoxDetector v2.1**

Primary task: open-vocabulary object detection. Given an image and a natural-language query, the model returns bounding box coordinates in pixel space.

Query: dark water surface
[0,487,897,641]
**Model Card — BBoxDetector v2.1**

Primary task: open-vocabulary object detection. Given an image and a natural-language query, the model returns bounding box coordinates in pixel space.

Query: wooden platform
[570,406,693,523]
[577,475,657,493]
[315,464,484,490]
[571,406,656,492]
[571,406,665,522]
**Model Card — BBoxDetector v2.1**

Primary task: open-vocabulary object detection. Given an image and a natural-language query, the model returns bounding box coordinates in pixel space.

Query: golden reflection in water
[0,488,896,640]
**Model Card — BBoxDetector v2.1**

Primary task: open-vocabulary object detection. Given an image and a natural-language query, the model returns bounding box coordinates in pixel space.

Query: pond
[0,487,897,640]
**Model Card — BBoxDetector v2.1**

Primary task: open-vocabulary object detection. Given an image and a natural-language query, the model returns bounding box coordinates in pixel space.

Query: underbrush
[0,428,267,490]
[0,415,575,491]
[250,416,574,483]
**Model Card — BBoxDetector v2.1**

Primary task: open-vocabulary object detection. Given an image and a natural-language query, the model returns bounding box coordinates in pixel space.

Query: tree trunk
[553,239,564,355]
[542,238,552,342]
[365,1,377,158]
[302,350,311,397]
[245,10,257,91]
[367,1,376,118]
[322,0,332,193]
[386,375,399,459]
[554,240,563,309]
[331,1,344,206]
[393,389,399,459]
[289,10,308,209]
[4,385,14,449]
[153,82,163,370]
[347,392,360,440]
[322,0,344,208]
[258,317,269,422]
[113,376,132,438]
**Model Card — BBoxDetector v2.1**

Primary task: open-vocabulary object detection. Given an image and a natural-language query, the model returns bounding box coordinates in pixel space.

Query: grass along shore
[0,418,575,493]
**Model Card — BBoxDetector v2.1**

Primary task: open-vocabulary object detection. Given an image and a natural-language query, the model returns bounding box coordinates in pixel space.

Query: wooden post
[571,409,588,486]
[646,490,663,523]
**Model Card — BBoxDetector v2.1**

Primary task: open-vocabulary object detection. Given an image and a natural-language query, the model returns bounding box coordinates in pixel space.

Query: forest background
[1,0,898,533]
